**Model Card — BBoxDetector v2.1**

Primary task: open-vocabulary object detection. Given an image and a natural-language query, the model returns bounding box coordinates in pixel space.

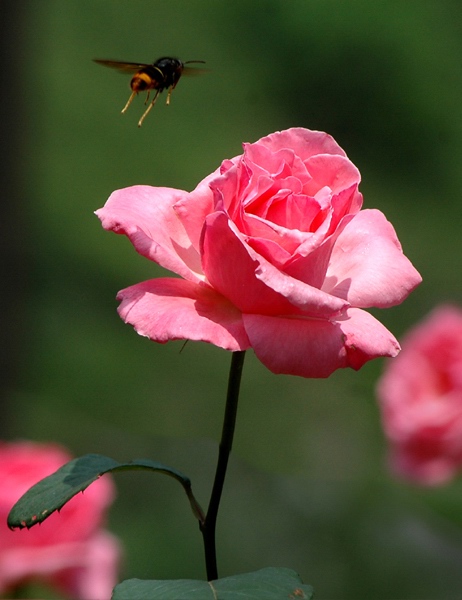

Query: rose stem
[200,350,246,581]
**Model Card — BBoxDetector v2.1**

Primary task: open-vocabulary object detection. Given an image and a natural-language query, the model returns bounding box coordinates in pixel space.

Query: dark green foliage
[8,454,203,530]
[112,567,314,600]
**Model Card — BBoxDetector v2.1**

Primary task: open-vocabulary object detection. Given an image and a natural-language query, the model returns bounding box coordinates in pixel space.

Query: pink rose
[0,441,121,598]
[377,305,462,485]
[96,128,421,378]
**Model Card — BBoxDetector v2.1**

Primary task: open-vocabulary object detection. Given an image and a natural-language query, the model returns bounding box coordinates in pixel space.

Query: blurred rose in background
[0,441,121,599]
[377,305,462,485]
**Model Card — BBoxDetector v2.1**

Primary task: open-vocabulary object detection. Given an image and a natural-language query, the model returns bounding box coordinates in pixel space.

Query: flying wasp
[93,56,206,127]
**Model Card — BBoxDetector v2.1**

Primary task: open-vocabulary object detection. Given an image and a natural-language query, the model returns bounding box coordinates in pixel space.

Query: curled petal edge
[116,278,250,352]
[243,308,400,378]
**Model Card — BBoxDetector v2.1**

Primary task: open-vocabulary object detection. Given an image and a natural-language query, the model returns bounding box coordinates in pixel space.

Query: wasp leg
[121,91,137,114]
[144,90,151,105]
[166,86,174,105]
[166,80,180,105]
[138,90,160,127]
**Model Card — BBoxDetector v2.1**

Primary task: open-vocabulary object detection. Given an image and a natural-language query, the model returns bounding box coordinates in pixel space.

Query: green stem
[200,350,246,581]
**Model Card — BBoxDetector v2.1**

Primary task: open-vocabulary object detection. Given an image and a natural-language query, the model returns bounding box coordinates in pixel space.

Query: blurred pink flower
[0,441,121,599]
[377,305,462,485]
[97,128,421,378]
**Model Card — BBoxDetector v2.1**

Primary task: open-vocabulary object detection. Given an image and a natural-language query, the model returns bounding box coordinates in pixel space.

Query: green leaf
[7,453,204,529]
[112,567,314,599]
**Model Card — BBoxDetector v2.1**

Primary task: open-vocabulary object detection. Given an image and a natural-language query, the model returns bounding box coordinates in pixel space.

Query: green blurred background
[2,1,462,598]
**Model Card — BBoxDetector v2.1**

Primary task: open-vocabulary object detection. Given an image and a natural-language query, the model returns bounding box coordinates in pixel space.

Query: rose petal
[323,209,422,307]
[263,191,321,231]
[304,154,362,199]
[209,156,246,219]
[96,186,203,282]
[201,211,348,317]
[257,128,347,160]
[173,171,217,252]
[0,533,120,599]
[54,532,121,600]
[117,278,250,351]
[243,314,349,377]
[337,307,401,368]
[243,307,399,378]
[243,143,309,185]
[254,257,348,316]
[390,451,459,486]
[201,212,302,315]
[281,213,357,289]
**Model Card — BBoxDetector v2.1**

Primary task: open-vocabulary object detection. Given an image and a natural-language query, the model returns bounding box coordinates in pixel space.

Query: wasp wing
[182,66,209,77]
[93,59,150,74]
